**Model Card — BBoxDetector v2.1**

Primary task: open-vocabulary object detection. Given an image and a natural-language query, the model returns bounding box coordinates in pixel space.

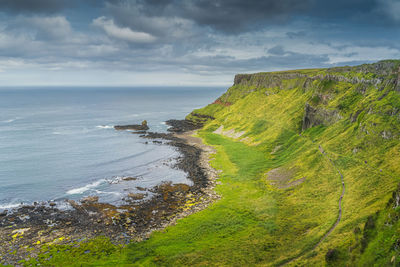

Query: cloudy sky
[0,0,399,86]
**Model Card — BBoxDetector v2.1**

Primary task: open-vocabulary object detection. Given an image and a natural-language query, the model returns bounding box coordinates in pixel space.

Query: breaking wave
[66,179,106,195]
[96,125,114,129]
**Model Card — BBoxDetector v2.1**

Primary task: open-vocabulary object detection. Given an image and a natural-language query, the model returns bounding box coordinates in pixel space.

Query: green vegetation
[27,60,400,266]
[23,236,124,266]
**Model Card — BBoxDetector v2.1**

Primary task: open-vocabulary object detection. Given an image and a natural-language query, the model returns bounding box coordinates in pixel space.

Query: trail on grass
[312,147,345,249]
[280,144,345,266]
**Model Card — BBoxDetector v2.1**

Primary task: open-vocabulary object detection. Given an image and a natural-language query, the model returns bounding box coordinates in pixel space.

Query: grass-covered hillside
[26,60,400,266]
[185,59,400,266]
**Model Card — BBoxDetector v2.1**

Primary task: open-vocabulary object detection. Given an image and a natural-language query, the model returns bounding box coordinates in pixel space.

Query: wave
[0,202,21,210]
[96,125,114,129]
[105,176,123,184]
[66,179,106,195]
[88,148,155,168]
[1,117,21,124]
[104,175,140,185]
[52,201,73,211]
[94,190,122,196]
[51,126,94,135]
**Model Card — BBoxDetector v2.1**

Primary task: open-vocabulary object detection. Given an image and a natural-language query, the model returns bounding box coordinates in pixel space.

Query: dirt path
[280,144,345,266]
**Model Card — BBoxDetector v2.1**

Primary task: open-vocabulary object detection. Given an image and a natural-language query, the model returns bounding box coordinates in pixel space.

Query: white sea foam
[94,190,122,196]
[96,125,114,129]
[1,117,20,123]
[106,176,123,184]
[0,203,21,210]
[66,179,105,195]
[54,201,73,211]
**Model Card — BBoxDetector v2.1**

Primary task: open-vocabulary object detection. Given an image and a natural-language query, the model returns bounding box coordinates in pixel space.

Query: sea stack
[114,120,149,131]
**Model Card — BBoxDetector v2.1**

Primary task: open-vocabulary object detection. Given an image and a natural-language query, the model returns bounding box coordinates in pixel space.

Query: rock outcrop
[302,103,342,131]
[396,67,400,91]
[114,120,149,131]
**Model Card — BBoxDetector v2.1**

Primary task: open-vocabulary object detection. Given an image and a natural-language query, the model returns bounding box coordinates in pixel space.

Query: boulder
[81,196,99,203]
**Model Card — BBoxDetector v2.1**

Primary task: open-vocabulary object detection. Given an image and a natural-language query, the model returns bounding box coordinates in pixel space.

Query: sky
[0,0,399,86]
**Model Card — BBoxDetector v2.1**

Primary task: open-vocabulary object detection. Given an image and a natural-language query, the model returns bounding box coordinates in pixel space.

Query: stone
[122,177,137,181]
[81,196,99,204]
[127,193,145,200]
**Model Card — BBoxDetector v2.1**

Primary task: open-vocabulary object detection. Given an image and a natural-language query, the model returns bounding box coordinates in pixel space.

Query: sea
[0,87,225,211]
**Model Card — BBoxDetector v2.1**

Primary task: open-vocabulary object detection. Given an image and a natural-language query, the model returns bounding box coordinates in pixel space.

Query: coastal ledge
[0,120,220,265]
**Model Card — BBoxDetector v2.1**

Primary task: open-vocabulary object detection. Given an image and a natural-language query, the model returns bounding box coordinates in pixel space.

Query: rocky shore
[0,120,219,265]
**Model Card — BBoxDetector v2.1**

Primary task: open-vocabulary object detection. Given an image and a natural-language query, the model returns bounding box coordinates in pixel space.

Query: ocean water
[0,87,224,210]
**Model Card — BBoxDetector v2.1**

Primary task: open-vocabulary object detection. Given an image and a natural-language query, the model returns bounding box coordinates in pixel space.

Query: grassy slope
[27,60,400,266]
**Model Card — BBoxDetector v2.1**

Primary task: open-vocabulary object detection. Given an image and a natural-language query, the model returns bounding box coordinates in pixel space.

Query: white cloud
[92,16,156,43]
[23,16,72,40]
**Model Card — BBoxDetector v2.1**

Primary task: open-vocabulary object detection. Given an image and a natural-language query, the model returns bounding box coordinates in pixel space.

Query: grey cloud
[268,45,286,56]
[106,0,313,34]
[105,0,400,36]
[286,31,307,39]
[92,16,157,44]
[0,0,69,14]
[177,0,312,33]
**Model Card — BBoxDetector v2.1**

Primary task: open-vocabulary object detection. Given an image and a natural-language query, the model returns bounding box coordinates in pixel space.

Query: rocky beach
[0,120,219,265]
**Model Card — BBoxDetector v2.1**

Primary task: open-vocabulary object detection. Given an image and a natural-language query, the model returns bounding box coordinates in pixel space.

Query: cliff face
[189,60,400,135]
[186,59,400,266]
[301,103,342,131]
[232,63,399,90]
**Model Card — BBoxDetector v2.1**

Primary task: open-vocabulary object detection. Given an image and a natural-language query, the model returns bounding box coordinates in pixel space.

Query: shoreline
[0,122,219,265]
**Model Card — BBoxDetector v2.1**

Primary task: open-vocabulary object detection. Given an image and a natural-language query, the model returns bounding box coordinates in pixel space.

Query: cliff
[183,59,400,266]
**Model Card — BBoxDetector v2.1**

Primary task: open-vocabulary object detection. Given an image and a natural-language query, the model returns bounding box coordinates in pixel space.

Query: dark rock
[127,193,145,200]
[81,196,99,204]
[114,120,149,131]
[302,103,342,131]
[165,119,202,133]
[67,199,86,213]
[131,131,147,134]
[122,177,137,181]
[325,248,339,262]
[49,202,56,207]
[349,109,363,123]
